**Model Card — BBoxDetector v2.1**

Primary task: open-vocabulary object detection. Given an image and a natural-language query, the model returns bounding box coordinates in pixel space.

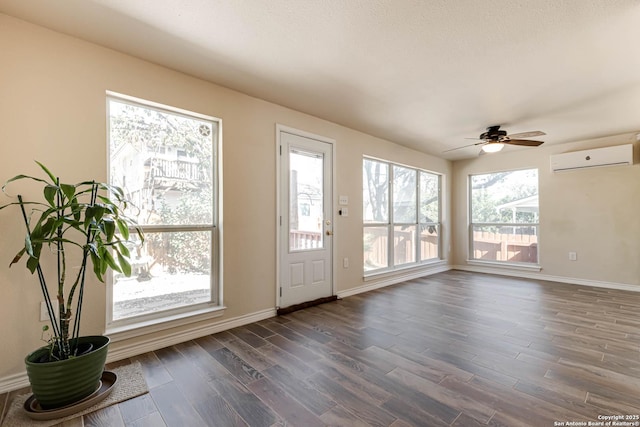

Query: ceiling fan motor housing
[480,126,508,141]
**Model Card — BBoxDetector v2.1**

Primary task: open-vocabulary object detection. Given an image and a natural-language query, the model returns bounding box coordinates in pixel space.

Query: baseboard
[0,307,277,394]
[107,307,277,362]
[452,264,640,292]
[338,263,452,299]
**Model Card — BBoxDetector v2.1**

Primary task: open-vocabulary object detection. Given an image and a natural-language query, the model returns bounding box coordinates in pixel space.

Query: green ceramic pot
[25,335,110,409]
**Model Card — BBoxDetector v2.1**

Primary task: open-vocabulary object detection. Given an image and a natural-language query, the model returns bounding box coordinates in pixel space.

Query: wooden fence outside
[471,230,537,263]
[365,228,439,268]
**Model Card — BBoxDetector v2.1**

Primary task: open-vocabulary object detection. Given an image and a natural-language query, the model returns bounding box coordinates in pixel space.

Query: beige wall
[0,14,451,380]
[452,133,640,285]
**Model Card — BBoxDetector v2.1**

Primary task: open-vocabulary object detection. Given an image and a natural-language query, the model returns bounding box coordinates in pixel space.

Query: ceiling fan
[444,125,546,154]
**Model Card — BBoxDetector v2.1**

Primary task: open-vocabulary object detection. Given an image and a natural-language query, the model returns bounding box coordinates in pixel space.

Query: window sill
[364,259,448,282]
[466,259,542,272]
[106,305,226,343]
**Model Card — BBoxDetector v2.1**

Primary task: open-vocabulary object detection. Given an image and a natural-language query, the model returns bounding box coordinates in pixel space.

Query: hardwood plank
[320,405,372,427]
[247,377,325,427]
[265,333,321,361]
[221,337,274,371]
[386,367,494,424]
[263,364,336,416]
[118,393,158,424]
[424,348,519,387]
[312,357,392,405]
[126,411,167,427]
[192,394,248,427]
[209,373,279,427]
[130,352,172,389]
[307,372,397,427]
[209,346,264,385]
[385,344,474,381]
[381,396,449,427]
[254,342,317,378]
[149,381,208,426]
[513,380,600,419]
[154,345,221,403]
[246,322,277,338]
[229,326,269,348]
[83,404,124,427]
[364,345,452,383]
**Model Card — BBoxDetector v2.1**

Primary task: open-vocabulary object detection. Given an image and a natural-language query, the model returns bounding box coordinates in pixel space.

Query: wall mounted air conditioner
[550,144,633,172]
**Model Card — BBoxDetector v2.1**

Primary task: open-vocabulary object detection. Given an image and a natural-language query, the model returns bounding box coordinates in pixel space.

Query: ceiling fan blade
[504,139,544,147]
[506,131,546,139]
[442,141,486,153]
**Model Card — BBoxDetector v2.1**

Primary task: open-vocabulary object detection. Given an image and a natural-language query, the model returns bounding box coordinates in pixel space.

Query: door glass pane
[289,149,323,251]
[112,230,212,320]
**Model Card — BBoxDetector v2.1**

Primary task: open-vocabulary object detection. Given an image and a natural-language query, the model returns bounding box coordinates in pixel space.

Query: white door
[279,129,333,308]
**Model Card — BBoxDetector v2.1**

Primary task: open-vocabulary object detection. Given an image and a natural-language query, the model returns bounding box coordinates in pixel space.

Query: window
[363,158,441,273]
[469,169,539,265]
[107,94,219,326]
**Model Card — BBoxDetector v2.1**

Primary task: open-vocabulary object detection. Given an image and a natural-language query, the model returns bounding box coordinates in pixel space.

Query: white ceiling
[2,0,640,160]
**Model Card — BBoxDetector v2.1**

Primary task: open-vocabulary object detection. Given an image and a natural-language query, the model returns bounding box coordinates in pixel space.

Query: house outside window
[363,158,441,273]
[107,93,220,326]
[469,169,539,265]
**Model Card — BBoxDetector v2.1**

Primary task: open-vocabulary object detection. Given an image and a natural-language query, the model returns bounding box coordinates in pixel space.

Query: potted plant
[0,161,142,409]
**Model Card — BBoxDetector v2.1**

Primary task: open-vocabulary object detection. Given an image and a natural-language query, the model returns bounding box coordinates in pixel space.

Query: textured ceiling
[1,0,639,159]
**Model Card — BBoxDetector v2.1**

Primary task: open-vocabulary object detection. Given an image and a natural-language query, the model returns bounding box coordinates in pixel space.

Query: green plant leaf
[26,255,39,273]
[89,249,104,282]
[43,185,57,207]
[60,184,76,202]
[117,242,130,258]
[103,250,120,272]
[84,205,97,228]
[35,161,57,183]
[116,219,130,240]
[117,251,131,276]
[103,218,115,241]
[1,174,50,194]
[71,197,81,221]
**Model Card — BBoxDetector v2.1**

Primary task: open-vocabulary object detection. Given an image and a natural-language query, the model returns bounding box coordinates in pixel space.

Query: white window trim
[363,157,442,275]
[468,169,540,269]
[105,91,223,333]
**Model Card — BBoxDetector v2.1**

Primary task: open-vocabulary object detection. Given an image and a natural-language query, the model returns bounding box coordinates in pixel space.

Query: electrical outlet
[569,252,577,261]
[339,196,349,205]
[343,257,349,268]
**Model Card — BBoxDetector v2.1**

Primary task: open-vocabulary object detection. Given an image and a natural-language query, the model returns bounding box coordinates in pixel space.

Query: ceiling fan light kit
[481,142,504,153]
[444,125,546,155]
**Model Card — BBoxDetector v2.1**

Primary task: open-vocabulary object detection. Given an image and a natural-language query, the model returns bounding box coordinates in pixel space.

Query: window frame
[468,168,540,268]
[105,92,222,333]
[363,157,442,275]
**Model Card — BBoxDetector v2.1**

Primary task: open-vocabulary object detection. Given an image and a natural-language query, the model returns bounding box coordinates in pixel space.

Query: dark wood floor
[3,270,640,426]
